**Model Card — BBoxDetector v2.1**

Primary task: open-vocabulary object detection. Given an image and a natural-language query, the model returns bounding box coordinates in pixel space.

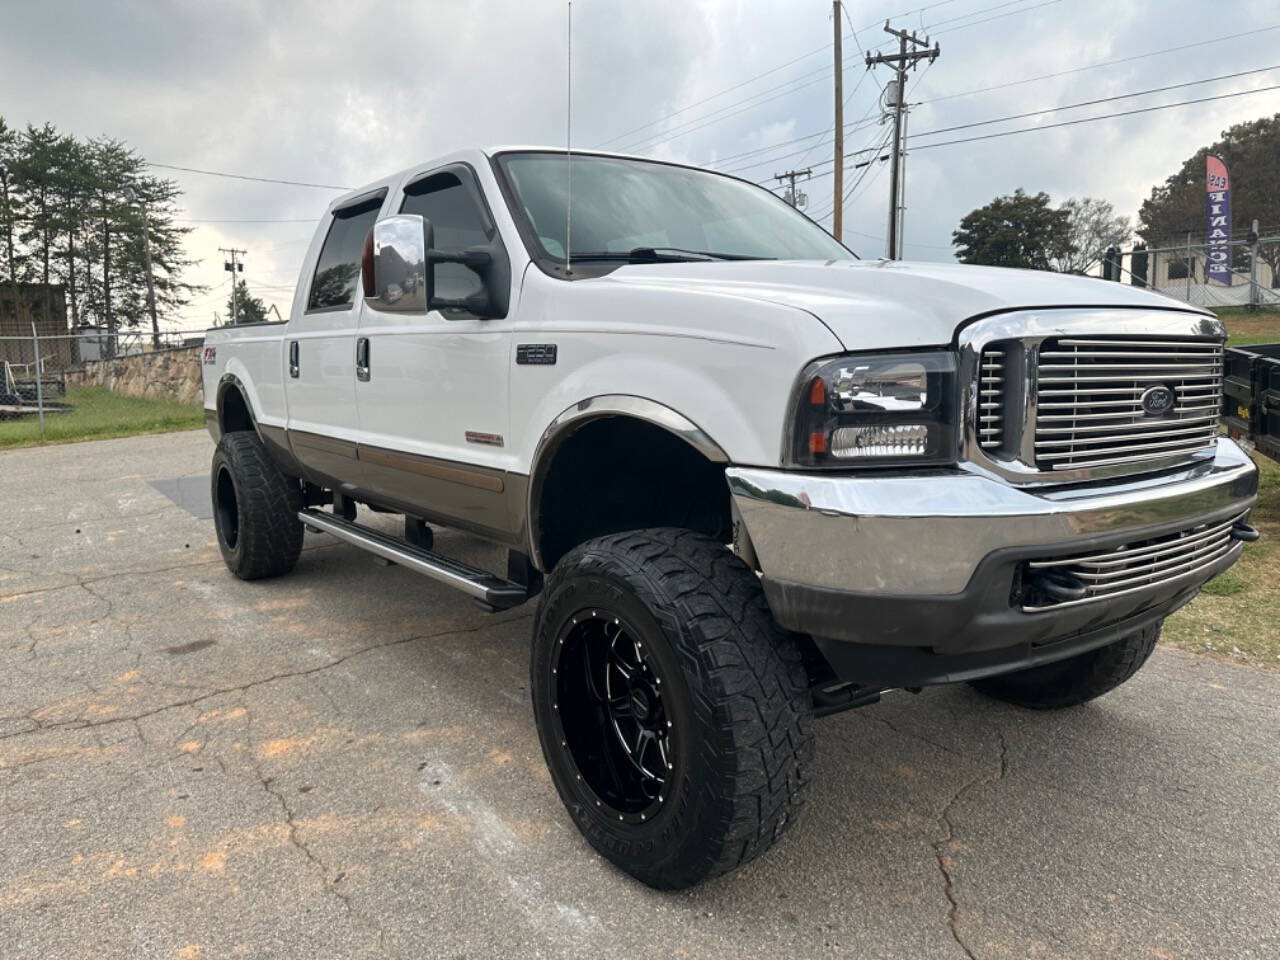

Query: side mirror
[362,214,497,317]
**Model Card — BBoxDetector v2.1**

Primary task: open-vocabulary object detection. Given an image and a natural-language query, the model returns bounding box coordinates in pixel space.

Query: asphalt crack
[931,729,1009,960]
[247,703,397,959]
[0,613,533,744]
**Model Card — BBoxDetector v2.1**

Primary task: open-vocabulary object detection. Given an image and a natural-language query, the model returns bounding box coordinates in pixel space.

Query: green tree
[952,189,1072,270]
[227,279,267,325]
[1138,113,1280,286]
[0,118,22,323]
[0,118,202,346]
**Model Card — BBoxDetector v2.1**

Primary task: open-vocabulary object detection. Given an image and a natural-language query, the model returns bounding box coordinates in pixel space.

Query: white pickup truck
[202,147,1259,889]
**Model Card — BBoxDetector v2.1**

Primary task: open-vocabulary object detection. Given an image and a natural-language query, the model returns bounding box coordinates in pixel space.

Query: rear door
[284,192,385,482]
[354,164,518,541]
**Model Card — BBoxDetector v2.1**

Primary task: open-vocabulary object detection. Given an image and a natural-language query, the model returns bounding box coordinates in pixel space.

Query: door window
[307,197,382,312]
[400,173,488,301]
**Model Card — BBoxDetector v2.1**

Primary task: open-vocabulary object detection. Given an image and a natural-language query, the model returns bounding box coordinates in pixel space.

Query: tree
[1055,197,1130,274]
[227,279,267,325]
[0,118,22,323]
[0,118,203,347]
[1137,113,1280,286]
[952,189,1072,270]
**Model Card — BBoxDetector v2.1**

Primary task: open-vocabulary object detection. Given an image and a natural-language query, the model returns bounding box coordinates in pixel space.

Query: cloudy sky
[3,0,1277,328]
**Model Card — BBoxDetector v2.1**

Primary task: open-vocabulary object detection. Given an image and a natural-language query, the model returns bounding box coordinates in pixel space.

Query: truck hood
[605,259,1202,351]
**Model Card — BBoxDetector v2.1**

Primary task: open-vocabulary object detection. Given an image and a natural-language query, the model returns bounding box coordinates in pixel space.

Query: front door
[354,165,517,543]
[285,193,384,484]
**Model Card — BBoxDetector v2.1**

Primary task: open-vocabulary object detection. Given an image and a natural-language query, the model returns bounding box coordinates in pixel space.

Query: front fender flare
[525,395,729,570]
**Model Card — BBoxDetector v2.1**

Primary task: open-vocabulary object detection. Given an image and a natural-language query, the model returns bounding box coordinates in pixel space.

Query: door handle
[288,340,299,378]
[356,337,370,381]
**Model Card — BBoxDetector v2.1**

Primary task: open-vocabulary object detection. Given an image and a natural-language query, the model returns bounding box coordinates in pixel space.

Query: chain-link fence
[0,328,207,446]
[1104,237,1280,310]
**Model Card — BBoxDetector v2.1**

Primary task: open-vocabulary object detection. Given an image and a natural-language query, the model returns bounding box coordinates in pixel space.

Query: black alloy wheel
[550,609,674,823]
[530,528,814,889]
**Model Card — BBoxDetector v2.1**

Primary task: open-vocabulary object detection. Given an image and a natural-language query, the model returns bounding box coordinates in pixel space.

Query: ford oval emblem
[1140,384,1176,417]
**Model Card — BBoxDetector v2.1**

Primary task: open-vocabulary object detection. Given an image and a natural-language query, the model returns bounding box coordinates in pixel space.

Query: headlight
[786,350,958,467]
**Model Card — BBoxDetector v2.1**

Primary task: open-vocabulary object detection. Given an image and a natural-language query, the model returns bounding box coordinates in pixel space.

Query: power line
[910,83,1280,151]
[596,0,959,147]
[911,64,1280,140]
[176,217,318,224]
[149,162,352,191]
[918,23,1280,105]
[701,25,1280,174]
[617,0,1060,154]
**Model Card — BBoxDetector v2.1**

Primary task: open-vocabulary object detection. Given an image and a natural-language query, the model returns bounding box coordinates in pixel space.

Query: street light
[123,185,160,349]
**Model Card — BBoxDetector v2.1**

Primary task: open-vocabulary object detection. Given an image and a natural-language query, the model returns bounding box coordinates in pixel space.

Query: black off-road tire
[211,432,304,580]
[971,622,1161,709]
[530,528,814,890]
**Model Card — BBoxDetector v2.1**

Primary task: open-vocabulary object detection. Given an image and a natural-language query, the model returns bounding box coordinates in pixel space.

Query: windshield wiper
[566,247,775,263]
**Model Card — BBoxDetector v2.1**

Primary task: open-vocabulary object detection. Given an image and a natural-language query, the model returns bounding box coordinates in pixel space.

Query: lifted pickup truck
[202,147,1259,889]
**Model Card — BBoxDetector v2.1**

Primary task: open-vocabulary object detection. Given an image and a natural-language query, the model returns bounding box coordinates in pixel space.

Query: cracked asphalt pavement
[3,429,1279,959]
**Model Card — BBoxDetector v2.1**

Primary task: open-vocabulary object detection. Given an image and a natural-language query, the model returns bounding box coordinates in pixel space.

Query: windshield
[497,152,852,266]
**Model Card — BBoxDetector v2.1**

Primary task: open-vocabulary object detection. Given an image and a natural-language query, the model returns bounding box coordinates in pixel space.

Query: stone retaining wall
[65,345,204,406]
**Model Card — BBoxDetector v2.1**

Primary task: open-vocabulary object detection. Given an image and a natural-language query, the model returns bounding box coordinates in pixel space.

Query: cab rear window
[307,196,382,311]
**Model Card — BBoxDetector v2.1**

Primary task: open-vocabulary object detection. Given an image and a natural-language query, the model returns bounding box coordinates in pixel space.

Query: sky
[2,0,1278,329]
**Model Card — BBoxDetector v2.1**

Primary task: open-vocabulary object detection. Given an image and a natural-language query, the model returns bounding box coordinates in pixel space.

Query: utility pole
[774,168,813,209]
[865,21,939,259]
[124,186,160,349]
[220,247,245,324]
[832,0,844,241]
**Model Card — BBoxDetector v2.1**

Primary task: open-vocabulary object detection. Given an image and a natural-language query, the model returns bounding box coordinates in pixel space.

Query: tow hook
[1230,522,1260,543]
[1031,570,1089,603]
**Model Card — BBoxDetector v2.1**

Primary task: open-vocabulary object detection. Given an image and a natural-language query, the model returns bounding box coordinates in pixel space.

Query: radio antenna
[565,1,573,276]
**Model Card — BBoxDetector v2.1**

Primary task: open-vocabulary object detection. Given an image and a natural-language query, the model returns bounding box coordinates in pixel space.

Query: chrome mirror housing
[362,214,430,313]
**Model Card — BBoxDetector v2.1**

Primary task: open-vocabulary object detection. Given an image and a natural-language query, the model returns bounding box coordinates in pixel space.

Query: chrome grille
[1023,513,1245,612]
[1033,338,1222,470]
[978,346,1006,450]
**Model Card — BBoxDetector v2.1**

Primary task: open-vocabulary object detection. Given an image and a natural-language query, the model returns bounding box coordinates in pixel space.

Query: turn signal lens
[808,376,827,406]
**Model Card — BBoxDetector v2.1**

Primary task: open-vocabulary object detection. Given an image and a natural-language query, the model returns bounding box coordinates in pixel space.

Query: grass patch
[1200,572,1247,597]
[1216,306,1280,346]
[0,386,203,449]
[1163,452,1280,667]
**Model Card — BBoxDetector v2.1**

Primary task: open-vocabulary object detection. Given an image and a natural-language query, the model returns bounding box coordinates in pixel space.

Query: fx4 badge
[202,346,217,365]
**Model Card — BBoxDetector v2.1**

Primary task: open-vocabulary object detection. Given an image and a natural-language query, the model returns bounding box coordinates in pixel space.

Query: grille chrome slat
[1028,516,1238,570]
[1035,434,1218,462]
[1038,404,1218,420]
[1028,336,1222,471]
[977,345,1006,451]
[1052,338,1222,348]
[1034,414,1219,436]
[1021,513,1245,612]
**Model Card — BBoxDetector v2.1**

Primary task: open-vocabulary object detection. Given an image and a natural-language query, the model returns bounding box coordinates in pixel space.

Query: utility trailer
[1224,343,1280,463]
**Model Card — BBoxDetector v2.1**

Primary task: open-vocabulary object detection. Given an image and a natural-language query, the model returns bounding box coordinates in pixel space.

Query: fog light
[830,424,929,458]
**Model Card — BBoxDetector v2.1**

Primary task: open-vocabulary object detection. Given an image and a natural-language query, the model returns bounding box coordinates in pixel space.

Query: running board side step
[298,509,529,611]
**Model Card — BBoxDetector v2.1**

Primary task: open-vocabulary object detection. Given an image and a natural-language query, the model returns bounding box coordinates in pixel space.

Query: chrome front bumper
[728,438,1258,598]
[728,437,1256,678]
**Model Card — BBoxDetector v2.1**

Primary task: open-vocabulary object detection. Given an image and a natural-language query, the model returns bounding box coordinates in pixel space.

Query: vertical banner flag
[1205,155,1232,285]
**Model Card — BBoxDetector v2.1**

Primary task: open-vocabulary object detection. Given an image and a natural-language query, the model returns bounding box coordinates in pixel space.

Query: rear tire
[530,528,814,889]
[211,432,303,580]
[971,622,1160,709]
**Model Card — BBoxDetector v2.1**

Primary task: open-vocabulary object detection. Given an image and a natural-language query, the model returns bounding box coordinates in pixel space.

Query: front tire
[530,528,814,889]
[211,432,303,580]
[971,622,1160,709]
